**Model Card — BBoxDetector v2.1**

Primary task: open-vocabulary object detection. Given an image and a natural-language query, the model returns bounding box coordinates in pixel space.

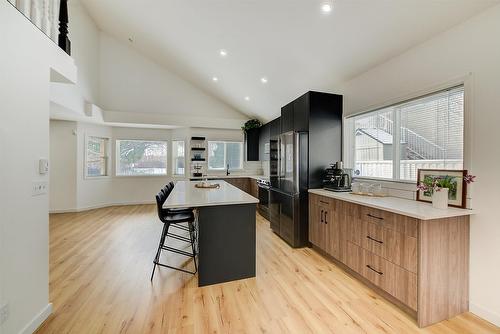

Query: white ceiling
[81,0,499,122]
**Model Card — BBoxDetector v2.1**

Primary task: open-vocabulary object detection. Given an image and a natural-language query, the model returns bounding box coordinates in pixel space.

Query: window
[172,140,185,176]
[347,86,464,182]
[116,140,167,176]
[208,141,243,170]
[86,136,109,177]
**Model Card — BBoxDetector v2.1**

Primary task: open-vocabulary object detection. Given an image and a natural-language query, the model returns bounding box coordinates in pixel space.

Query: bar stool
[150,190,197,281]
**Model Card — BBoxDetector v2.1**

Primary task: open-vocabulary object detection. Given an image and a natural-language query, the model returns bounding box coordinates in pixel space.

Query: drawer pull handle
[319,200,329,205]
[320,209,323,223]
[366,265,383,275]
[366,235,383,244]
[367,213,384,220]
[324,211,328,224]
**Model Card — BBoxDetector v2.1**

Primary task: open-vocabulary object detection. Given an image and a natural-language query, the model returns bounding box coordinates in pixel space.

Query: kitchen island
[164,180,259,286]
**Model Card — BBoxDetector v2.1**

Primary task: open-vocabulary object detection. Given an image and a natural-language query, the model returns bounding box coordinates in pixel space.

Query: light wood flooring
[37,205,500,334]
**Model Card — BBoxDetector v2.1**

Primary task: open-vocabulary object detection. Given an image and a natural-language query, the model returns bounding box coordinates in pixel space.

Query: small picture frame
[416,169,467,208]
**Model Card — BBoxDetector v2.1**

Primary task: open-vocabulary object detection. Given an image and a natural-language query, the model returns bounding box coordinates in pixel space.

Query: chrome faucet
[226,164,230,176]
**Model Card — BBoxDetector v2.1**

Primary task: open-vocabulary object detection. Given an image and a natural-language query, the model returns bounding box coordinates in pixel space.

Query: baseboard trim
[470,302,500,327]
[49,201,155,213]
[19,303,52,334]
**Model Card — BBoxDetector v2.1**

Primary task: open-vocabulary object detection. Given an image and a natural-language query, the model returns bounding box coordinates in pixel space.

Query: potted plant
[241,119,262,132]
[417,173,476,209]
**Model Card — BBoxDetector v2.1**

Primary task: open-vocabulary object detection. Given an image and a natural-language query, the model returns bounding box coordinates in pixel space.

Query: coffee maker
[323,161,352,192]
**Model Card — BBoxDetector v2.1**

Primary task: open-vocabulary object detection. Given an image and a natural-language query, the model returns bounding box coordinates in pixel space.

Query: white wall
[50,120,78,212]
[0,2,71,332]
[50,0,100,120]
[98,33,248,126]
[336,4,500,326]
[49,122,257,212]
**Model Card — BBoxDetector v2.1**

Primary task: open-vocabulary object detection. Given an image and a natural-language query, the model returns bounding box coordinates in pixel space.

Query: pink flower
[464,174,476,184]
[416,182,428,192]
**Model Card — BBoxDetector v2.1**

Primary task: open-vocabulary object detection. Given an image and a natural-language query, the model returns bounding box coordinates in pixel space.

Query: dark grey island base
[197,203,256,287]
[163,180,259,287]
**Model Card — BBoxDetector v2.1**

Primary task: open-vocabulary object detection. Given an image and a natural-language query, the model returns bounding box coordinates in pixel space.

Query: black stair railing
[58,0,71,55]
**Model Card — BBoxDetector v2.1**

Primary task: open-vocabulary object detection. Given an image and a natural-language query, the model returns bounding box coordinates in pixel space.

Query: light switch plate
[32,181,48,196]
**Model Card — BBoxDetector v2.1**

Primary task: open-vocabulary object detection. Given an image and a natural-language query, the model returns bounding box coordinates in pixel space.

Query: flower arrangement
[417,173,476,194]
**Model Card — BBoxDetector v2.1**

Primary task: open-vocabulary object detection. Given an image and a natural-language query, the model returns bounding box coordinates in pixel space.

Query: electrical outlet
[0,303,9,325]
[32,181,48,196]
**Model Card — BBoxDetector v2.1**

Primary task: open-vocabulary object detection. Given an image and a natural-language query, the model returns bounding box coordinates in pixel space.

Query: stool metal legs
[150,220,198,281]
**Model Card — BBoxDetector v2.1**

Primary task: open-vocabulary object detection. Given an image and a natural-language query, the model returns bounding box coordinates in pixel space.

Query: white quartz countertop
[308,189,475,220]
[190,175,269,181]
[164,180,259,209]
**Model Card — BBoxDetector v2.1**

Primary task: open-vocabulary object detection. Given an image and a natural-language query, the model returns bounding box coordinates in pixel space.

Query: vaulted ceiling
[81,0,499,122]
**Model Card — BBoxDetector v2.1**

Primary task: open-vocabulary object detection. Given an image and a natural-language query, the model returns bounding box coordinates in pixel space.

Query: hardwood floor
[37,205,499,334]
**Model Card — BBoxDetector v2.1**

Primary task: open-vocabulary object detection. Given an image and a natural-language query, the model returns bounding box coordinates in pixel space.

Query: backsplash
[352,178,417,200]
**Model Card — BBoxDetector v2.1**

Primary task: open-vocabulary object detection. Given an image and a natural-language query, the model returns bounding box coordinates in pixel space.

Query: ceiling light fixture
[244,96,250,101]
[260,77,268,84]
[212,76,219,82]
[321,3,333,13]
[219,49,228,57]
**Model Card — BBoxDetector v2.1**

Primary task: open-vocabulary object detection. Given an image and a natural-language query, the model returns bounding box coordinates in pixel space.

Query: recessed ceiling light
[321,3,333,13]
[260,77,268,84]
[244,96,250,101]
[219,49,228,57]
[212,76,219,82]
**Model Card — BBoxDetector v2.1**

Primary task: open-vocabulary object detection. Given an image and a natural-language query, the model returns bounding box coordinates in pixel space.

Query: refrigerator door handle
[294,132,300,194]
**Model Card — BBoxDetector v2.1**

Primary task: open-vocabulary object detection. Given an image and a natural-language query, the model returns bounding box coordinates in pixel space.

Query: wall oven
[257,179,270,220]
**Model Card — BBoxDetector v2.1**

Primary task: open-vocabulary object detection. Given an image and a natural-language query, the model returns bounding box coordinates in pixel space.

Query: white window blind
[348,85,464,181]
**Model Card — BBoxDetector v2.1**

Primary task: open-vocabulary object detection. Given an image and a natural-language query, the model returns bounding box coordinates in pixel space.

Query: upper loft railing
[7,0,71,55]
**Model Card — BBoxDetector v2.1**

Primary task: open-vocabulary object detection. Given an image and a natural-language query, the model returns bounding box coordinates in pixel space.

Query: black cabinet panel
[281,102,294,133]
[258,123,270,161]
[245,128,260,161]
[269,189,281,233]
[270,117,281,138]
[293,93,309,131]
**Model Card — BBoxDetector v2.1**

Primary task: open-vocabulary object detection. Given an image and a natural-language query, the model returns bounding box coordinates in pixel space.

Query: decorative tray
[195,182,220,189]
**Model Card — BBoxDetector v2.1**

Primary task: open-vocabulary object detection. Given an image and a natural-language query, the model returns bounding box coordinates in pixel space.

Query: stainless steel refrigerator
[269,131,309,247]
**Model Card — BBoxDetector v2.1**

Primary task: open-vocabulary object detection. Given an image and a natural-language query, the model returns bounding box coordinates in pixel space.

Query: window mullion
[393,108,401,181]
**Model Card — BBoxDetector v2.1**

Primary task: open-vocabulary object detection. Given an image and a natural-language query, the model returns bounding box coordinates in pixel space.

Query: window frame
[84,135,110,179]
[207,141,244,171]
[115,139,169,177]
[345,84,467,184]
[172,140,186,177]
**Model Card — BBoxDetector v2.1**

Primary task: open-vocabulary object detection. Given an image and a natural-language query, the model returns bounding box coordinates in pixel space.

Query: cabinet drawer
[362,222,417,273]
[361,206,418,238]
[362,249,417,311]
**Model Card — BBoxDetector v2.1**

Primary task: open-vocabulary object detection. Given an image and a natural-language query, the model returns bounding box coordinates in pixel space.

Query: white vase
[432,188,449,209]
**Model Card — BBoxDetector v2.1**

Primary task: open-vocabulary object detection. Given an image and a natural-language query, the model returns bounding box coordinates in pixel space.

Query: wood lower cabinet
[308,195,341,259]
[309,193,470,328]
[249,179,258,199]
[223,177,259,199]
[225,178,250,194]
